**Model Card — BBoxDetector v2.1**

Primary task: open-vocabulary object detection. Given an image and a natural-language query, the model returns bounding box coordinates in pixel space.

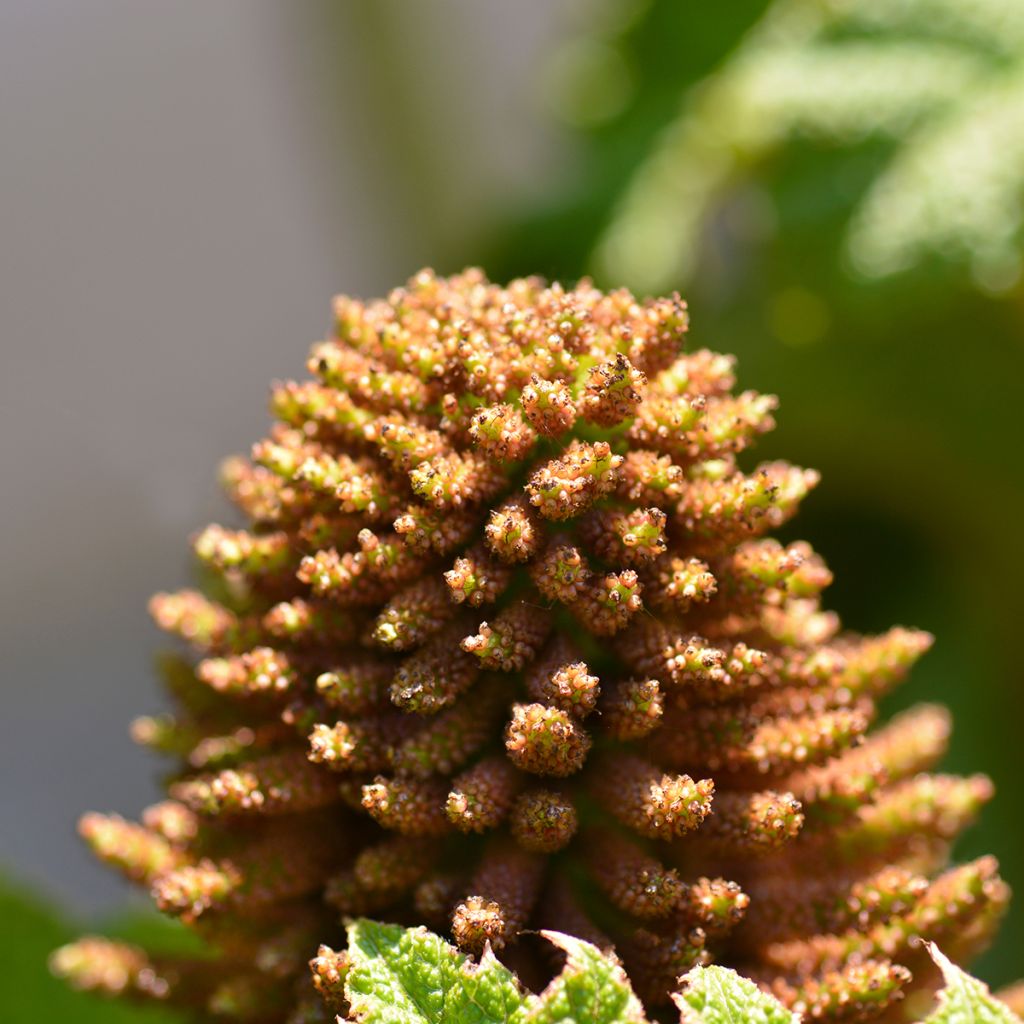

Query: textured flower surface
[52,270,1010,1022]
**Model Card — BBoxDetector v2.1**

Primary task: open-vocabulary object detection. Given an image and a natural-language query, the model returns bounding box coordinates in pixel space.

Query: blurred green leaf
[587,0,1024,293]
[0,871,189,1024]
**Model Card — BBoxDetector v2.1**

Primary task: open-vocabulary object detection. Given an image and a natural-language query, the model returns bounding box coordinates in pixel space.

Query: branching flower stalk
[52,270,1009,1022]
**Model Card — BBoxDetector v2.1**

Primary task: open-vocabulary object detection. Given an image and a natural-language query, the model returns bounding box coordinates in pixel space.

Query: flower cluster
[52,270,1007,1021]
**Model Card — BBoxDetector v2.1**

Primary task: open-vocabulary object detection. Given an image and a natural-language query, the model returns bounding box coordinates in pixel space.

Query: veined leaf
[673,963,798,1024]
[343,919,649,1024]
[922,943,1023,1024]
[344,918,529,1024]
[340,921,1024,1024]
[526,931,646,1024]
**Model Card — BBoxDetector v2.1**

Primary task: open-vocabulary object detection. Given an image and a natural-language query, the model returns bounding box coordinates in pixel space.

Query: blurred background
[3,0,1023,1018]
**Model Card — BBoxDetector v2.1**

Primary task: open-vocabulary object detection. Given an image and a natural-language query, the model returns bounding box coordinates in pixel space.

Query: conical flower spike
[58,269,1010,1020]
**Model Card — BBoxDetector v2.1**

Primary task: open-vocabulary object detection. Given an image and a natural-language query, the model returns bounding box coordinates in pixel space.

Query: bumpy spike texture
[54,269,1007,1021]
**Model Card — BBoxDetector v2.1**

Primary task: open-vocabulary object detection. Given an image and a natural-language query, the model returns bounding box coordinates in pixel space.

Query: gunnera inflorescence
[53,269,1007,1021]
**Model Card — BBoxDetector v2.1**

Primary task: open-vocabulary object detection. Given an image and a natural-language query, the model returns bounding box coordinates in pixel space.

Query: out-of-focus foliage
[478,0,1024,992]
[595,0,1024,295]
[0,872,187,1024]
[498,0,1024,296]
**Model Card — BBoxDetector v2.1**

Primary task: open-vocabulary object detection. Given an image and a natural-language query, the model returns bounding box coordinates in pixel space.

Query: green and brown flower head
[53,270,1008,1022]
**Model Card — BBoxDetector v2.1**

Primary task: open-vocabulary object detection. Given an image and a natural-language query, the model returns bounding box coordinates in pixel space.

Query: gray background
[0,0,572,915]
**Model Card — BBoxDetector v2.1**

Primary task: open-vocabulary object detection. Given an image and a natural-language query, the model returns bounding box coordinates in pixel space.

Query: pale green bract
[342,921,1021,1024]
[673,964,798,1024]
[343,919,646,1024]
[922,943,1023,1024]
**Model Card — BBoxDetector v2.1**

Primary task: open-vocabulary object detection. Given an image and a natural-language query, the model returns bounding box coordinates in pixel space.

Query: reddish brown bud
[505,703,592,777]
[446,756,524,833]
[452,844,545,953]
[509,789,579,852]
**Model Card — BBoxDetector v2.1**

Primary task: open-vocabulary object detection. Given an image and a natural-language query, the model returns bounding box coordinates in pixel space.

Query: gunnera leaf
[527,930,646,1024]
[344,918,529,1024]
[344,919,647,1024]
[673,963,797,1024]
[922,943,1023,1024]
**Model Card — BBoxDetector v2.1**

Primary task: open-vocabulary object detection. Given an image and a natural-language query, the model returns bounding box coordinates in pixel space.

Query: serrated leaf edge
[923,942,1024,1024]
[532,930,647,1024]
[673,963,799,1024]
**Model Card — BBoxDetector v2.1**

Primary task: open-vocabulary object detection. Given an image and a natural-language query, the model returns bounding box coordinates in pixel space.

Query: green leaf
[343,919,649,1024]
[339,922,1024,1024]
[923,943,1023,1024]
[673,963,798,1024]
[345,918,529,1024]
[526,931,646,1024]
